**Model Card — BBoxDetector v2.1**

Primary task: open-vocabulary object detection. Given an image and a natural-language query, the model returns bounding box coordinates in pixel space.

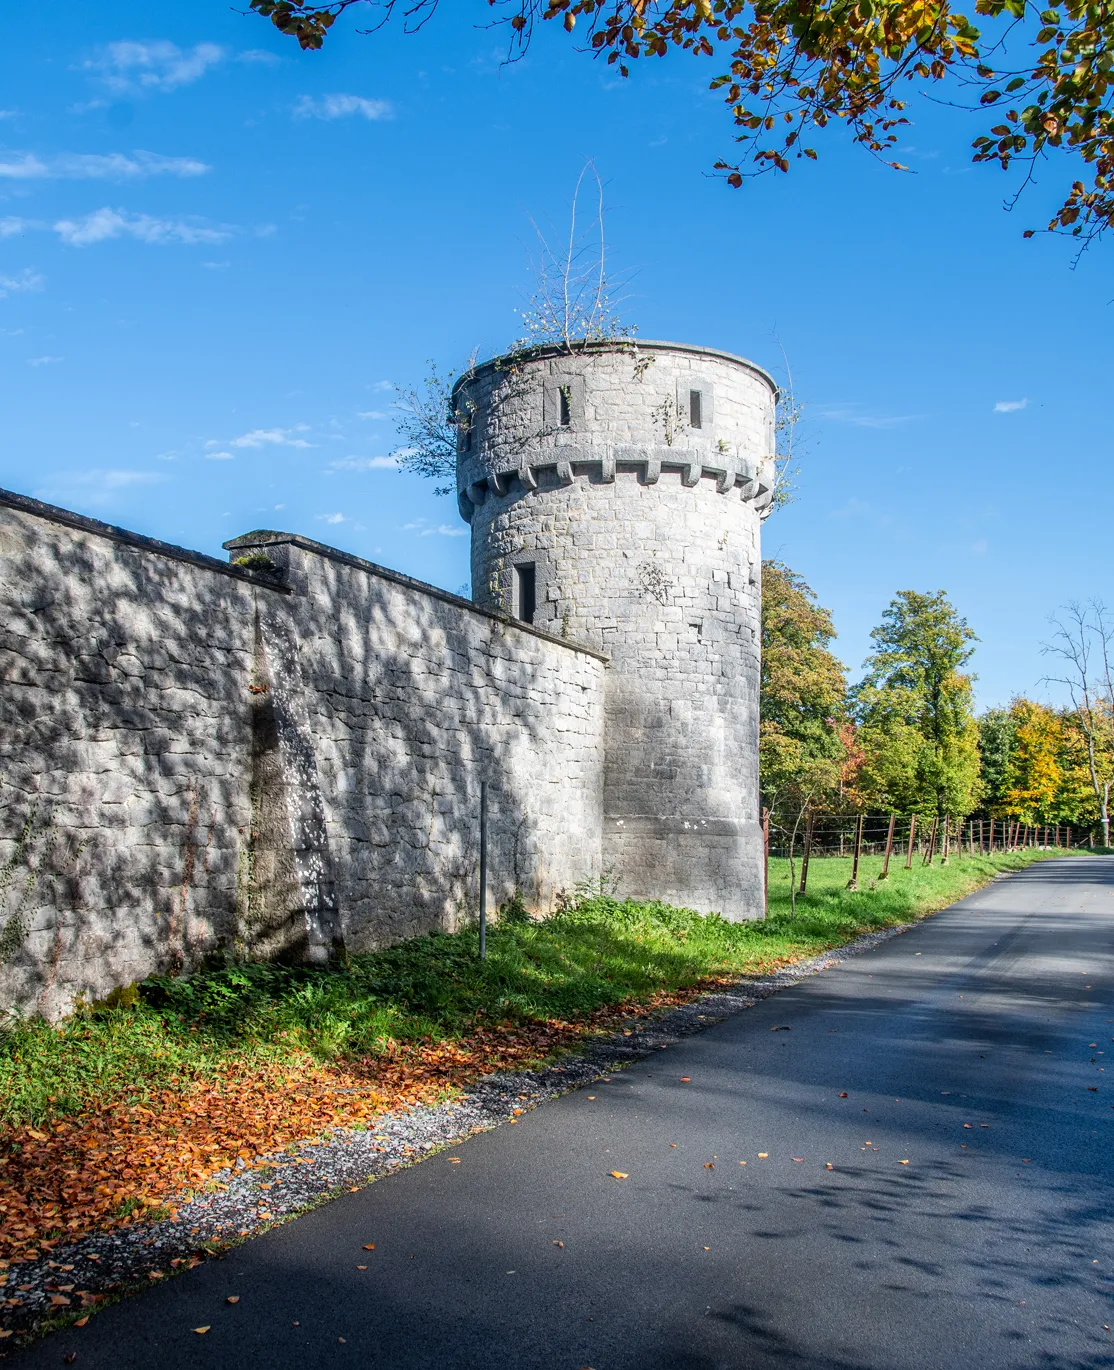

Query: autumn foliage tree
[977,695,1109,836]
[251,0,1114,245]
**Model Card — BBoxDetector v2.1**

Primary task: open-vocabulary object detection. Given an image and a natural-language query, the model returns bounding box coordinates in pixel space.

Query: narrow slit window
[515,564,537,625]
[558,386,572,428]
[462,421,473,452]
[689,389,703,429]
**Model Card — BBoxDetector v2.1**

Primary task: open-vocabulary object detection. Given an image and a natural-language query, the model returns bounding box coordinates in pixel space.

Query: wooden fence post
[762,807,769,917]
[905,815,917,869]
[799,816,813,895]
[923,815,939,866]
[941,815,951,865]
[847,813,864,890]
[880,813,896,880]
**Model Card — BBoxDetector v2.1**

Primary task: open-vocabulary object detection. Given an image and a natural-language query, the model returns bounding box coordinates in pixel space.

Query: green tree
[759,560,847,821]
[977,706,1017,814]
[855,590,981,817]
[251,0,1114,245]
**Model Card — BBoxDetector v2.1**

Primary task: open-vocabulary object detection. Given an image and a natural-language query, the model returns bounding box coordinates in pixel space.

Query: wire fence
[760,811,1085,901]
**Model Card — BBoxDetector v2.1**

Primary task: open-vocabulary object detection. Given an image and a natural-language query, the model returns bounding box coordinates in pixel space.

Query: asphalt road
[14,856,1114,1370]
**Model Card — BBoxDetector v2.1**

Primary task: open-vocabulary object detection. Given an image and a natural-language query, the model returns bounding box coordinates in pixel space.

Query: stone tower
[455,340,777,921]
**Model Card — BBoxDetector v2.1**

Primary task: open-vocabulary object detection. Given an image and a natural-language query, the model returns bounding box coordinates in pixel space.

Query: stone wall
[0,489,605,1019]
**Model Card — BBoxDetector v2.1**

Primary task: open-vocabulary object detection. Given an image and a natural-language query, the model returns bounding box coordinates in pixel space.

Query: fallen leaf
[899,1160,910,1165]
[553,1241,564,1248]
[587,1096,596,1101]
[226,1295,240,1305]
[964,1124,972,1129]
[792,1157,804,1163]
[738,1160,747,1166]
[757,1153,768,1159]
[0,1331,12,1340]
[703,1246,710,1251]
[770,1026,791,1031]
[64,1356,76,1366]
[363,1244,376,1250]
[670,1143,677,1148]
[75,1317,89,1327]
[49,1294,71,1306]
[826,1163,834,1170]
[609,1171,629,1180]
[338,1337,346,1344]
[193,1326,211,1335]
[449,1158,461,1164]
[704,1162,715,1169]
[356,1265,367,1271]
[839,1092,848,1098]
[680,1077,691,1083]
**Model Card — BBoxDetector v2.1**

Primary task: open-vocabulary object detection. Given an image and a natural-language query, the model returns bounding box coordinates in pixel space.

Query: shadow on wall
[0,493,605,1019]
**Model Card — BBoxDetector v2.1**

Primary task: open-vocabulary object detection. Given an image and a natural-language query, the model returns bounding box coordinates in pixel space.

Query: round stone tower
[454,340,777,920]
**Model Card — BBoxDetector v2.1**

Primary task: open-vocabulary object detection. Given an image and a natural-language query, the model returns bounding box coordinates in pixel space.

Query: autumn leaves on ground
[0,850,1058,1266]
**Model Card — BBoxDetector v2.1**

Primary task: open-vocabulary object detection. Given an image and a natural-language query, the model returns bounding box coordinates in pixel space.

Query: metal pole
[479,780,488,960]
[905,814,917,869]
[762,808,770,917]
[880,813,896,880]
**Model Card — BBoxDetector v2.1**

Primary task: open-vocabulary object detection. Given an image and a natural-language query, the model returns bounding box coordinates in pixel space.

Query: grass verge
[0,847,1062,1260]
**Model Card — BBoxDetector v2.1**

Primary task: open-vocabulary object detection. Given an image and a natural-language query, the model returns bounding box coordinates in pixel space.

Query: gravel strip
[0,920,914,1347]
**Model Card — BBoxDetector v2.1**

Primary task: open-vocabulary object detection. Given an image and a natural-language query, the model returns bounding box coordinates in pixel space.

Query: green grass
[0,848,1063,1130]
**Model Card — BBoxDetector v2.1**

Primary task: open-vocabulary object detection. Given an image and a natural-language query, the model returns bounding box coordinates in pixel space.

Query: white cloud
[83,41,227,94]
[328,455,398,471]
[318,512,347,524]
[53,208,231,246]
[0,109,18,120]
[0,218,30,238]
[993,398,1028,413]
[370,380,393,392]
[0,269,44,297]
[229,425,314,449]
[204,450,235,460]
[817,404,923,429]
[0,150,209,181]
[294,93,394,121]
[27,355,62,366]
[356,410,389,420]
[403,518,467,537]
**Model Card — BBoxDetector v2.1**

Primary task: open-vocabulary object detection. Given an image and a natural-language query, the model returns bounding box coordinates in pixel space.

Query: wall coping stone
[223,528,611,664]
[451,338,779,401]
[0,485,292,593]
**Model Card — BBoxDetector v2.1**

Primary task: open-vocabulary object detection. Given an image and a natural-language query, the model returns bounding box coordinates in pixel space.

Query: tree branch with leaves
[250,0,1114,245]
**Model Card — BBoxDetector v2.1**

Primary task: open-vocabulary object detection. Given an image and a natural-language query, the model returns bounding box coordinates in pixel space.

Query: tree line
[761,564,1114,847]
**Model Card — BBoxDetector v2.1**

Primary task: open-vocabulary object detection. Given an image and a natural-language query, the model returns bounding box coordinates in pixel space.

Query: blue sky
[1,2,1109,708]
